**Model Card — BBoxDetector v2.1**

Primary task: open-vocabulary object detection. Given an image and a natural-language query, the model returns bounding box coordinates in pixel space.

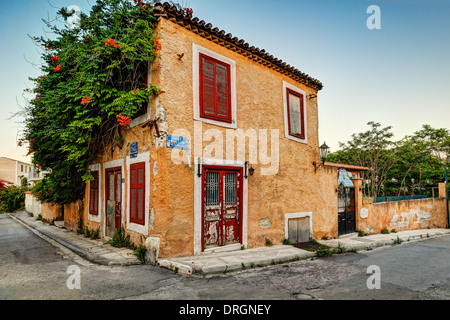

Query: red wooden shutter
[215,64,229,118]
[89,171,99,215]
[130,162,145,225]
[199,53,231,123]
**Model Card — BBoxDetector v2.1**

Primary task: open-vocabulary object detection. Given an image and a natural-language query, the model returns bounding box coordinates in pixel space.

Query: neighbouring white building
[0,157,33,186]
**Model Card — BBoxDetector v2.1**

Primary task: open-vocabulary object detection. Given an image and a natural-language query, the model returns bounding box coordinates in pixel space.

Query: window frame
[89,171,99,216]
[129,162,146,226]
[283,81,308,144]
[286,88,306,140]
[193,44,237,129]
[199,53,232,124]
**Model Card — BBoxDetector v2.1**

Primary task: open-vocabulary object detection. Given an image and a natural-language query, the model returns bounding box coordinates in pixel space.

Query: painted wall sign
[166,135,187,150]
[338,169,354,188]
[130,142,138,158]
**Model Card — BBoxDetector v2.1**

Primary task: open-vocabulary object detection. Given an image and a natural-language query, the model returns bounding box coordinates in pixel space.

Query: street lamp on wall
[313,142,330,174]
[244,161,255,179]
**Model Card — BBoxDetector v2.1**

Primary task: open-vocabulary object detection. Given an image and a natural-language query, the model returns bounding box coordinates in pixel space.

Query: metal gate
[338,186,356,235]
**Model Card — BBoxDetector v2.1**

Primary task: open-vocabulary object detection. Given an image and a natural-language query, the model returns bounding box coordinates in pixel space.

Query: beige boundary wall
[357,197,448,234]
[24,191,41,216]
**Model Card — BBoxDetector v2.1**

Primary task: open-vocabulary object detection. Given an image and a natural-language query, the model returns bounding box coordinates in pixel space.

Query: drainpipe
[446,167,449,228]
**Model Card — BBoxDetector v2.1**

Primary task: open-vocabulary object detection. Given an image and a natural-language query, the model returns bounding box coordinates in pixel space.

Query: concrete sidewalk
[157,245,316,276]
[158,228,450,276]
[318,228,450,252]
[9,211,141,266]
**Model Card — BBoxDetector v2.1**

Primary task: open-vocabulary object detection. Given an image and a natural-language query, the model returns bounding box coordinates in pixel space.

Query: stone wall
[64,200,83,232]
[40,202,62,221]
[24,191,41,216]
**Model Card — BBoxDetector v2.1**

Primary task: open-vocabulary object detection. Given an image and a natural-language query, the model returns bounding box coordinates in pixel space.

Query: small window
[89,171,99,215]
[199,53,232,123]
[286,88,305,140]
[130,162,145,225]
[21,165,24,172]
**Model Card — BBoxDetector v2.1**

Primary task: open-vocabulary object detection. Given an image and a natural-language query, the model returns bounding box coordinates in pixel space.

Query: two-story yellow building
[78,2,345,258]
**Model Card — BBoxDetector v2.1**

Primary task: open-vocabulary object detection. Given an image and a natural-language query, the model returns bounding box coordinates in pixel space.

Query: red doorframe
[201,165,243,251]
[105,167,122,232]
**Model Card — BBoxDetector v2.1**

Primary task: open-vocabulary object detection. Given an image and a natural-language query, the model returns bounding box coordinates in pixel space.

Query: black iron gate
[338,186,356,235]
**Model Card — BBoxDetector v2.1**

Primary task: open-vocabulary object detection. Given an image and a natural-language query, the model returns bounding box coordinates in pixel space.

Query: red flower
[116,114,131,127]
[53,64,61,72]
[105,39,119,49]
[81,97,92,105]
[155,40,162,51]
[51,56,60,62]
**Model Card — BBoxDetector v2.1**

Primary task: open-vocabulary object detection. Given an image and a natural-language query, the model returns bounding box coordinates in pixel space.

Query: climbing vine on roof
[23,0,161,204]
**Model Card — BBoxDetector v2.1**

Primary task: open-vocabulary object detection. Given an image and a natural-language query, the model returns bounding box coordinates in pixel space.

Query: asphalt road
[1,213,449,301]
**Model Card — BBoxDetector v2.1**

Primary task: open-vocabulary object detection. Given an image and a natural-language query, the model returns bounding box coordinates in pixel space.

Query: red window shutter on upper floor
[130,162,145,225]
[199,53,232,123]
[89,171,99,215]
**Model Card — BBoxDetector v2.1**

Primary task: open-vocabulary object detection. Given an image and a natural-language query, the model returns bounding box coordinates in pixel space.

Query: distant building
[0,157,33,186]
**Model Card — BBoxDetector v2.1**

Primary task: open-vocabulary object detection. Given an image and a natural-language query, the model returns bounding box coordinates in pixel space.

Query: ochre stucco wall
[64,200,83,232]
[40,202,62,221]
[358,198,448,234]
[81,17,339,258]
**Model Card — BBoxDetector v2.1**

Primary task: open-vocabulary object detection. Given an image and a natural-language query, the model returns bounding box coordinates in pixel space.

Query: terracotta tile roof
[325,162,370,172]
[152,2,324,91]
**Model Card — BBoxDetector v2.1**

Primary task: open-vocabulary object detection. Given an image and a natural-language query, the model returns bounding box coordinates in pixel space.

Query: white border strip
[283,81,308,144]
[87,163,102,223]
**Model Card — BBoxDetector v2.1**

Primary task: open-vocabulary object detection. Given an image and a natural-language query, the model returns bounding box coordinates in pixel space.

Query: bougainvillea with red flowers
[22,0,162,204]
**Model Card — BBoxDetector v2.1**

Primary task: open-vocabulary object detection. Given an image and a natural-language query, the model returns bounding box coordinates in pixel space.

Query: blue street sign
[166,135,187,150]
[130,142,138,158]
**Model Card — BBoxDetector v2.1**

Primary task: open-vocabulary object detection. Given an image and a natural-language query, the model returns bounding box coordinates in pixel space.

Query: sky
[1,0,449,164]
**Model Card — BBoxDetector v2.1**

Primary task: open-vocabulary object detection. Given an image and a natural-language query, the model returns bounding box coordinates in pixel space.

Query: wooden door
[105,168,122,237]
[202,166,242,250]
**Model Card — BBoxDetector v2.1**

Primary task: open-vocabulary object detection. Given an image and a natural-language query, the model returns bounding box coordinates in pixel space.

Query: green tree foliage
[327,122,397,198]
[22,0,161,204]
[0,185,27,213]
[328,122,450,198]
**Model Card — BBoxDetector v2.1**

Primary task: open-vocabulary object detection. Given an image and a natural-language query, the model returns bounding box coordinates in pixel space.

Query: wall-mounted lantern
[313,142,330,174]
[249,165,255,176]
[244,162,255,179]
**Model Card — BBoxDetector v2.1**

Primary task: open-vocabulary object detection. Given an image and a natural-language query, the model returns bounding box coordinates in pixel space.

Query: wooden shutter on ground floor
[89,171,99,215]
[130,162,145,225]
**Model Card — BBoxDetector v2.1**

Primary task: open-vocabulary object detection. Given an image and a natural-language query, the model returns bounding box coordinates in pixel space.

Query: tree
[390,125,449,197]
[327,122,397,198]
[21,0,162,204]
[328,123,450,199]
